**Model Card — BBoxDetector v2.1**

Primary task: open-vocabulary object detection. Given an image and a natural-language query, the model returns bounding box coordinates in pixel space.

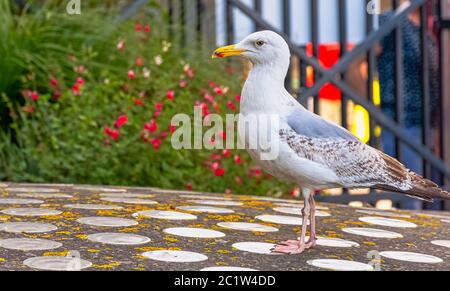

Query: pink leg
[305,194,317,248]
[272,189,312,254]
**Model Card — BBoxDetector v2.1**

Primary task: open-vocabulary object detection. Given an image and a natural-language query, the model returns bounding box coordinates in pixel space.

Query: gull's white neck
[240,62,296,115]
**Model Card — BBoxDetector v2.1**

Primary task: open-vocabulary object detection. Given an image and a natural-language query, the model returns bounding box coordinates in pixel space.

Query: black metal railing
[155,0,449,209]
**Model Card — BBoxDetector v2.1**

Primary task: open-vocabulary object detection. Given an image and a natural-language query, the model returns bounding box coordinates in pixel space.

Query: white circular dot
[142,250,208,263]
[163,227,225,239]
[1,208,62,216]
[255,215,307,225]
[100,193,154,198]
[356,209,411,218]
[87,233,150,245]
[232,242,280,255]
[181,195,232,200]
[188,200,243,206]
[76,217,138,227]
[134,210,197,220]
[272,207,331,217]
[7,187,59,193]
[431,240,450,249]
[16,193,73,199]
[307,259,373,271]
[176,206,235,214]
[0,238,62,251]
[73,186,126,192]
[217,222,278,232]
[342,227,403,238]
[100,197,158,205]
[24,256,92,271]
[0,222,57,233]
[0,198,44,204]
[313,237,360,248]
[201,266,258,271]
[359,216,417,228]
[379,251,443,264]
[65,204,123,210]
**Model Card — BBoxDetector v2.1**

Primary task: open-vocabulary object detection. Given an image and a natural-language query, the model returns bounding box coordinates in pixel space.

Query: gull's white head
[213,31,290,70]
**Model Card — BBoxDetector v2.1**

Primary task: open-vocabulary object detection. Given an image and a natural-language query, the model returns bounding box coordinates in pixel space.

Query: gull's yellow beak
[212,44,246,59]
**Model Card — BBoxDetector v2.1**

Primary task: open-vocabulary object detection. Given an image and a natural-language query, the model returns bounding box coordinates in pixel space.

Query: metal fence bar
[283,0,292,93]
[393,0,405,163]
[421,5,432,179]
[311,0,320,114]
[226,0,235,44]
[339,0,348,130]
[254,0,262,31]
[366,0,377,148]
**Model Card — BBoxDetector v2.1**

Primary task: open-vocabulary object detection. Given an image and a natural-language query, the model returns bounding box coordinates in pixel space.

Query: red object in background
[305,43,354,101]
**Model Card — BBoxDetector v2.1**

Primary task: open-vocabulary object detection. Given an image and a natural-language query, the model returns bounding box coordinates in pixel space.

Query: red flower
[50,77,58,88]
[30,91,39,102]
[222,149,231,158]
[166,90,175,100]
[160,131,169,139]
[134,98,144,106]
[22,105,35,114]
[117,40,125,51]
[135,23,143,32]
[169,124,177,133]
[214,168,225,177]
[76,77,84,85]
[179,79,187,88]
[72,84,80,94]
[185,68,195,79]
[128,70,136,80]
[208,81,216,88]
[104,127,120,140]
[218,131,227,141]
[211,162,220,170]
[144,119,158,133]
[153,111,161,118]
[155,103,163,112]
[235,95,241,102]
[234,155,241,164]
[290,188,301,198]
[136,57,144,67]
[186,183,193,191]
[211,154,222,161]
[214,87,223,95]
[151,138,162,150]
[227,101,237,112]
[144,24,151,33]
[114,114,128,129]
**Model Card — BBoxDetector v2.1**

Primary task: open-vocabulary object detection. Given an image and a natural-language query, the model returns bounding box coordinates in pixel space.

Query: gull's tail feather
[376,151,450,202]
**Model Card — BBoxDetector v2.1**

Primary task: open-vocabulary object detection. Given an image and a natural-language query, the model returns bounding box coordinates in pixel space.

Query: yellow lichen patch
[75,234,88,240]
[93,261,121,269]
[206,215,244,222]
[217,249,232,254]
[363,241,377,246]
[42,250,71,257]
[87,249,101,253]
[405,243,416,248]
[163,237,179,243]
[134,267,146,271]
[118,227,139,233]
[0,258,6,262]
[56,231,71,235]
[215,262,228,266]
[252,232,267,236]
[187,224,206,228]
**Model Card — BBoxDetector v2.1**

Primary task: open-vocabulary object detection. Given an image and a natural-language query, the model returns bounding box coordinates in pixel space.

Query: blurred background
[0,0,449,211]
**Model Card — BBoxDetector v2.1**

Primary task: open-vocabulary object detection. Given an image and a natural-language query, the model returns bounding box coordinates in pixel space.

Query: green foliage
[0,1,293,196]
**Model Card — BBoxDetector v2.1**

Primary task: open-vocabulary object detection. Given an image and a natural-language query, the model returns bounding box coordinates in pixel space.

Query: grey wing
[287,107,359,141]
[279,128,413,190]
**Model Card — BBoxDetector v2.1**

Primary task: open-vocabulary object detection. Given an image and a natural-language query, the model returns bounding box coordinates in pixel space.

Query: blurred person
[348,0,441,209]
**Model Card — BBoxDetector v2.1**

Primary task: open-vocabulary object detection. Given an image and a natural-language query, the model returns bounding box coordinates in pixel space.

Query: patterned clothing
[378,12,440,128]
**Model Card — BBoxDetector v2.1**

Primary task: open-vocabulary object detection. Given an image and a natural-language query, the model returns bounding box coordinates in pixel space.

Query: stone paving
[0,182,449,271]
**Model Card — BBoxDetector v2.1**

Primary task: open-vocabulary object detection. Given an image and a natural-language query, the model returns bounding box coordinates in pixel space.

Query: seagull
[213,31,450,254]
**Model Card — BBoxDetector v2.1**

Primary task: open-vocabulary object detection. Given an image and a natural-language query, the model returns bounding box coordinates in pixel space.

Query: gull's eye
[255,40,266,48]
